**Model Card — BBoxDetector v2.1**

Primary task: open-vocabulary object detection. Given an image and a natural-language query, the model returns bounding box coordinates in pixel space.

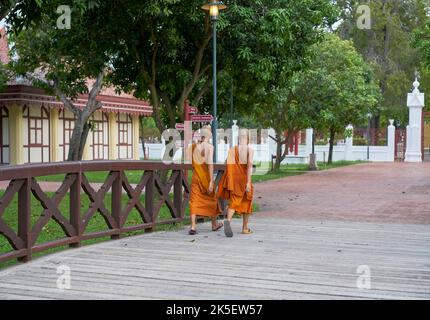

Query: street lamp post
[202,0,227,163]
[367,113,372,160]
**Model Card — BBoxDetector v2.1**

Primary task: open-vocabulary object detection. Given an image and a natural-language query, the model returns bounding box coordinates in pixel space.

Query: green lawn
[37,161,365,184]
[0,160,362,269]
[37,171,145,184]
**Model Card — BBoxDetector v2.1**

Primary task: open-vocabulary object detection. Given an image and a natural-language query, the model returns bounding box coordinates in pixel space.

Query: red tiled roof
[86,79,135,99]
[0,85,153,116]
[0,28,152,116]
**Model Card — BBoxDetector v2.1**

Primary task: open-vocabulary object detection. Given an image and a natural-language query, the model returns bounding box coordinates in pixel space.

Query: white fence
[139,121,396,163]
[140,142,271,163]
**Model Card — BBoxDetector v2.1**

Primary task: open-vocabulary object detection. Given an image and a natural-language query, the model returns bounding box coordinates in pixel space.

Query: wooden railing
[0,161,225,264]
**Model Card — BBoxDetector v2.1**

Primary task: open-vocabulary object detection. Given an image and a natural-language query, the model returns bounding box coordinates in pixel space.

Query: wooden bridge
[0,161,429,299]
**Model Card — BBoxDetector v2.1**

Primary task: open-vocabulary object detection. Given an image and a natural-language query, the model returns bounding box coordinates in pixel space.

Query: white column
[305,128,313,156]
[345,124,353,161]
[405,78,425,162]
[231,120,239,147]
[387,119,395,162]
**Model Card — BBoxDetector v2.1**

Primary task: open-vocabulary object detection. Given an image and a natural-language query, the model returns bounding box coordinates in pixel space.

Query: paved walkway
[256,162,430,224]
[0,162,429,299]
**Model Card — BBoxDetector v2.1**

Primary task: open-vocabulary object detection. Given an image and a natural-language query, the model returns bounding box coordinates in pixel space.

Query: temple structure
[0,28,152,165]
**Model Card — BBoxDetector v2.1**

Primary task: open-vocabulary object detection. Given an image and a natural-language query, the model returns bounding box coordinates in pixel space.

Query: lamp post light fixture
[202,0,227,163]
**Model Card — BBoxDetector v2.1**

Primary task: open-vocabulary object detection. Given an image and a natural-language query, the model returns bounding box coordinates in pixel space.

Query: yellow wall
[50,108,59,162]
[82,135,92,161]
[7,106,142,164]
[8,106,23,165]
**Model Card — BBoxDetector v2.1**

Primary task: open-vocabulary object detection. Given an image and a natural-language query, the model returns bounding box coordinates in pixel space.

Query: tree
[414,20,430,70]
[8,0,117,160]
[5,0,338,168]
[335,0,430,129]
[0,0,18,21]
[104,0,216,133]
[413,20,430,112]
[230,0,339,171]
[294,34,381,164]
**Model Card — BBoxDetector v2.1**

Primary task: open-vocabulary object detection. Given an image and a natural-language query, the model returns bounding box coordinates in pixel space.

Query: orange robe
[189,144,220,217]
[217,146,254,214]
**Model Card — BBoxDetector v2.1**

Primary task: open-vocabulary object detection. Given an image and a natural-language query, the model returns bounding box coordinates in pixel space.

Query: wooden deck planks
[0,217,429,300]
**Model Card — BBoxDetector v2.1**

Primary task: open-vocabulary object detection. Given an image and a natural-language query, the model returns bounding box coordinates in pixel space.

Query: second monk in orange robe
[217,129,254,237]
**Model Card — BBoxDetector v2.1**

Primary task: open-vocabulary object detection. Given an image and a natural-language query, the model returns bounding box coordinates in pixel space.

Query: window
[116,114,133,159]
[91,112,109,160]
[23,105,50,163]
[59,109,76,161]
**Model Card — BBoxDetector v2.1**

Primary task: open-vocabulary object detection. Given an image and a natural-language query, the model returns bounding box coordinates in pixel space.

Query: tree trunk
[328,127,335,164]
[309,130,318,171]
[78,121,91,160]
[54,71,104,162]
[272,129,296,171]
[273,137,283,172]
[67,112,91,161]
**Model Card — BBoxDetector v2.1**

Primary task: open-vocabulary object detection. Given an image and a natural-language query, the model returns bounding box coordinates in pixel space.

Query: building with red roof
[0,28,153,165]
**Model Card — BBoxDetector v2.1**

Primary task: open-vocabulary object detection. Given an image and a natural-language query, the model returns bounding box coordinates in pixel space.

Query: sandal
[212,222,224,232]
[188,229,198,235]
[242,228,253,235]
[224,220,233,238]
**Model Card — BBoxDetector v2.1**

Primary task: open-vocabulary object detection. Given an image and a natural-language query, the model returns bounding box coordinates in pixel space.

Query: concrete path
[255,162,430,224]
[0,162,429,299]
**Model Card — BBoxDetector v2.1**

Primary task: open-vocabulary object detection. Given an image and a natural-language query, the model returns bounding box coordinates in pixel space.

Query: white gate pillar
[387,119,395,162]
[345,124,354,161]
[405,78,425,162]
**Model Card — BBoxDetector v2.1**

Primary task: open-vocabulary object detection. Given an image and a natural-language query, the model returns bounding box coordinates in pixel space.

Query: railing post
[18,178,31,262]
[70,172,82,248]
[173,169,183,219]
[111,171,122,240]
[145,171,154,232]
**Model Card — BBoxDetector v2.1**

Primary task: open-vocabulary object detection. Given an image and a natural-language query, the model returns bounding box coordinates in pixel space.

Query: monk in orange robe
[217,129,254,237]
[187,127,223,235]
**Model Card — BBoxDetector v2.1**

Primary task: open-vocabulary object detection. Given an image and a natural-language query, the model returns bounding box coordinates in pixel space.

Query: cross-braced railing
[0,161,225,264]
